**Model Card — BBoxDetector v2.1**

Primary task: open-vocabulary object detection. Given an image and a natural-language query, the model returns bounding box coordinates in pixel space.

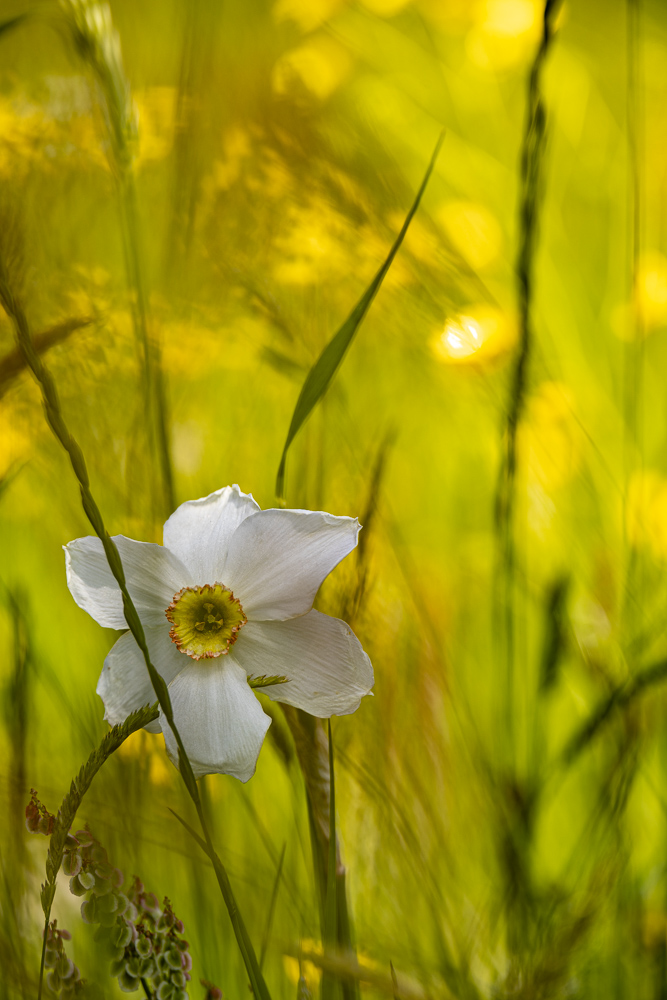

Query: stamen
[166,583,246,660]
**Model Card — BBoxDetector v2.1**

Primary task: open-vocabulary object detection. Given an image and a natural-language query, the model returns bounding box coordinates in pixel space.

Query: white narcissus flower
[64,486,374,782]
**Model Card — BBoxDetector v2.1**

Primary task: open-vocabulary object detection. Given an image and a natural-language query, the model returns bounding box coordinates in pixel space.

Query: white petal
[97,626,187,734]
[65,536,192,629]
[222,509,360,620]
[162,485,260,582]
[233,610,374,717]
[160,659,271,781]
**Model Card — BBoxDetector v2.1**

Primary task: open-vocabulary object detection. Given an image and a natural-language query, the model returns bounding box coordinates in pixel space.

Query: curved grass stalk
[493,0,562,762]
[37,703,159,1000]
[0,269,272,1000]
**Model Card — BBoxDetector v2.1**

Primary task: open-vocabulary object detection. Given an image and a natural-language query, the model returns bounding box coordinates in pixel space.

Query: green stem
[493,0,561,768]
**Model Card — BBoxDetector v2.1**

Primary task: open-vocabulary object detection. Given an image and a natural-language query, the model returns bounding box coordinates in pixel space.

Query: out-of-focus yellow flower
[435,200,502,271]
[612,252,667,339]
[521,381,579,491]
[134,87,176,166]
[466,0,542,71]
[273,36,352,99]
[274,0,346,32]
[0,96,60,177]
[171,421,204,477]
[430,305,516,365]
[283,941,323,988]
[116,730,173,785]
[636,251,667,330]
[67,113,109,170]
[520,382,579,536]
[626,470,667,560]
[208,128,252,193]
[0,397,33,478]
[273,199,350,285]
[161,316,262,375]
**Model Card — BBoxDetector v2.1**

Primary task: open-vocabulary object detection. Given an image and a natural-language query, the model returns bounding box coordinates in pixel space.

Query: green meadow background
[2,0,667,996]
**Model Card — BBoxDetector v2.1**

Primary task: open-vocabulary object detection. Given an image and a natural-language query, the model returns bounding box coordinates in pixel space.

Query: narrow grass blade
[321,721,339,1000]
[306,787,328,933]
[38,703,159,1000]
[260,843,286,971]
[539,575,569,692]
[275,132,445,499]
[390,962,399,1000]
[336,870,359,1000]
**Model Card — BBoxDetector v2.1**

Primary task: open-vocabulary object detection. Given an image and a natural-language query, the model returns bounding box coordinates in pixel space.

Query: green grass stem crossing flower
[65,486,374,781]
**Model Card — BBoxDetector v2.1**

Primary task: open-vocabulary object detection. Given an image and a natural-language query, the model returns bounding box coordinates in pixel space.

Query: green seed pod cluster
[63,828,194,998]
[43,920,85,997]
[119,880,193,999]
[65,828,128,928]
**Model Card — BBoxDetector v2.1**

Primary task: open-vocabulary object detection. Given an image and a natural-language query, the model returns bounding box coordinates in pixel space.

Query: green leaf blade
[275,131,445,499]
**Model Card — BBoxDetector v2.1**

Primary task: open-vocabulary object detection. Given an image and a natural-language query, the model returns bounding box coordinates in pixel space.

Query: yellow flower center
[166,583,246,660]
